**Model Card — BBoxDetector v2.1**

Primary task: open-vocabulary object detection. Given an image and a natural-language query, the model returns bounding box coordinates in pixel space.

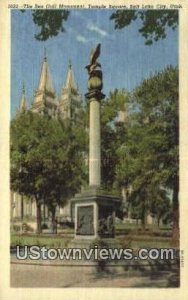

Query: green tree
[129,189,149,227]
[21,10,70,41]
[149,187,171,227]
[10,112,86,233]
[20,10,178,43]
[115,66,179,237]
[100,89,129,193]
[110,10,178,45]
[128,186,171,228]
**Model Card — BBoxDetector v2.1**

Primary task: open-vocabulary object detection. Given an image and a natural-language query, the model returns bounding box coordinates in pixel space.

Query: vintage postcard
[0,0,188,299]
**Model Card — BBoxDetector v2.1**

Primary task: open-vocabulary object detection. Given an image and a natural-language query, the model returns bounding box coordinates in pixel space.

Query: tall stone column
[89,97,101,186]
[85,44,105,187]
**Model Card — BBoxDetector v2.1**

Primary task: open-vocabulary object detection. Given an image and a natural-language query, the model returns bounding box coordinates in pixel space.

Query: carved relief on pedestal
[76,205,94,235]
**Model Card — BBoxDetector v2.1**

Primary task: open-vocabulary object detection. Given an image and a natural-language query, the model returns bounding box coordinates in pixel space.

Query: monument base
[70,186,121,243]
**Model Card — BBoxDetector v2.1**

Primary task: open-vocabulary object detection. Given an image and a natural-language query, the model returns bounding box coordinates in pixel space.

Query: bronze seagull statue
[85,43,101,74]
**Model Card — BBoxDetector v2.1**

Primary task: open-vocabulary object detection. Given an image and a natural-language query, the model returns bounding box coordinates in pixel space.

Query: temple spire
[64,60,77,91]
[36,51,55,94]
[44,47,47,61]
[59,60,81,120]
[32,51,57,116]
[22,82,25,94]
[69,59,72,69]
[18,82,27,114]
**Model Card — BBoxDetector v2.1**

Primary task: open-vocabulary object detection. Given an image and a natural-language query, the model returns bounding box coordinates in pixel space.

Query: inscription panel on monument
[77,205,94,235]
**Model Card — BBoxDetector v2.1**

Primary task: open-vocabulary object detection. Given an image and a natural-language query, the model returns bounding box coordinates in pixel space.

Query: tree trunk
[141,216,145,230]
[21,194,24,220]
[157,217,160,228]
[43,199,46,223]
[172,179,179,241]
[51,205,57,234]
[36,202,42,234]
[51,206,56,223]
[141,207,146,230]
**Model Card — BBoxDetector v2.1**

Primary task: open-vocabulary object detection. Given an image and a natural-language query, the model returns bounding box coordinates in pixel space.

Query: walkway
[11,261,179,287]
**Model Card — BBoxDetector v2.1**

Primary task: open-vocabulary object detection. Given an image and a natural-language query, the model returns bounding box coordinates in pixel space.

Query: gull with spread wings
[85,43,101,74]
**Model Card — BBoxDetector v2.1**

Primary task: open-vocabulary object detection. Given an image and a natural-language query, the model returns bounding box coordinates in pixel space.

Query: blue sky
[11,9,178,117]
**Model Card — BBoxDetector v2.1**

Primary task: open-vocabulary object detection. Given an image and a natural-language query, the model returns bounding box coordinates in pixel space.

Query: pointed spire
[32,51,58,115]
[44,47,47,60]
[64,60,77,91]
[59,60,81,119]
[19,82,27,113]
[22,82,25,94]
[37,50,55,94]
[68,59,72,69]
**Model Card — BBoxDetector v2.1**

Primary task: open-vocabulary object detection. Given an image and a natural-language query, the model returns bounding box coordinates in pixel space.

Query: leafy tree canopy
[100,89,129,192]
[115,66,178,234]
[116,66,178,190]
[21,9,70,41]
[20,10,178,43]
[110,10,178,45]
[10,112,86,204]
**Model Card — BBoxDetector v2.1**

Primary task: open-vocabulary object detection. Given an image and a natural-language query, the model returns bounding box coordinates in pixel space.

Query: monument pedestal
[70,186,120,248]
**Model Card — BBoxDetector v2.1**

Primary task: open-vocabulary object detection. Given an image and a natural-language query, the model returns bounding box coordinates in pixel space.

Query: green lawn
[10,221,177,249]
[11,233,176,250]
[11,234,70,248]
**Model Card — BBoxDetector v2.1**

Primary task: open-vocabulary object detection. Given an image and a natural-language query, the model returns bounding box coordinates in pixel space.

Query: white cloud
[87,24,108,37]
[76,35,88,44]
